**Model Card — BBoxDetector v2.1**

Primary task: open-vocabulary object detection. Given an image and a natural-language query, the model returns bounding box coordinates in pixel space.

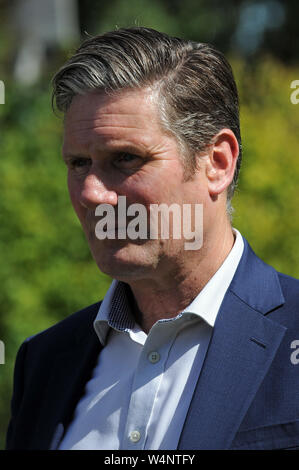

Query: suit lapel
[178,238,287,450]
[31,313,102,450]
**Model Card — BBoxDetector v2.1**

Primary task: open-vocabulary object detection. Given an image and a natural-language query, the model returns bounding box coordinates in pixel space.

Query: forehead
[63,87,164,148]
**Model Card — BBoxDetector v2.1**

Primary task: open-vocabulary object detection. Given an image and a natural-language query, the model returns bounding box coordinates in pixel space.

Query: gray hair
[52,27,242,214]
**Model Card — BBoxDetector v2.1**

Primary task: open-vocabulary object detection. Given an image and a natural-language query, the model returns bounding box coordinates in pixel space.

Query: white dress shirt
[59,229,244,450]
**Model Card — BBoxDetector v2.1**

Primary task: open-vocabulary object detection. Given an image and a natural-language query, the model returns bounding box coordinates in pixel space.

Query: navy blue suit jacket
[6,238,299,449]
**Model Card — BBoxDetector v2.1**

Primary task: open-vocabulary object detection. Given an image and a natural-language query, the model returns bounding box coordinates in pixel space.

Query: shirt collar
[181,228,244,327]
[94,281,135,345]
[94,228,244,344]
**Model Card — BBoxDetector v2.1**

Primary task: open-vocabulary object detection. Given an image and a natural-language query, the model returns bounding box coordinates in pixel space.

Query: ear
[204,129,239,197]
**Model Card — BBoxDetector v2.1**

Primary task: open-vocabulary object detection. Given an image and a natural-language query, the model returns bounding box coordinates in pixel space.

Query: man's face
[62,87,210,282]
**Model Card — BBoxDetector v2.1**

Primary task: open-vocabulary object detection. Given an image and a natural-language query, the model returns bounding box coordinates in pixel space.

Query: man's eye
[70,157,92,173]
[114,153,142,169]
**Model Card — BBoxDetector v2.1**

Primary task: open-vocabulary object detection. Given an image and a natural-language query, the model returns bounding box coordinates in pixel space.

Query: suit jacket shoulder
[24,301,101,354]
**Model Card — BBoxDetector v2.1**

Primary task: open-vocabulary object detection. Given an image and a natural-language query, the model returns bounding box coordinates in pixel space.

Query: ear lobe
[206,129,239,197]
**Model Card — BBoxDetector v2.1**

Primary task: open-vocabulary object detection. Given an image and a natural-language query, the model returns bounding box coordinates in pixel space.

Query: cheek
[67,175,77,205]
[67,176,85,220]
[123,171,175,206]
[118,176,152,206]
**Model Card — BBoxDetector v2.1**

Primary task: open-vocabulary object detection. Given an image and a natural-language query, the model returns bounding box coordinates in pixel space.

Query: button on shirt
[59,229,244,450]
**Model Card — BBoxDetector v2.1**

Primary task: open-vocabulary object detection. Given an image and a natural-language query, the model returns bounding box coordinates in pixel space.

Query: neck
[128,220,235,334]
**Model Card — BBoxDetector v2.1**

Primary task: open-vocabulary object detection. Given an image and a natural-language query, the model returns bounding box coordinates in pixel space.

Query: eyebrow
[62,144,147,162]
[62,153,90,163]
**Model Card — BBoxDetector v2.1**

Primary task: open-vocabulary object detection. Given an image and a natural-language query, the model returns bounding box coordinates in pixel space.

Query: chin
[91,241,157,281]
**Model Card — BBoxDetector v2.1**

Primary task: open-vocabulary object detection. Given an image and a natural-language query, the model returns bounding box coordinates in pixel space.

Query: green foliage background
[0,2,299,449]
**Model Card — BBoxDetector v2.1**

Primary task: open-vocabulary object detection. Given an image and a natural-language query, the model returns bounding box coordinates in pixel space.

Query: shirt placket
[121,321,179,450]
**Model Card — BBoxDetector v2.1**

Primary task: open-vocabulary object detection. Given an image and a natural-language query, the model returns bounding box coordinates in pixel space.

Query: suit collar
[229,236,285,314]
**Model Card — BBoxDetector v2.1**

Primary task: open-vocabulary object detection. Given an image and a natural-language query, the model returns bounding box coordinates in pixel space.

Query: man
[6,27,299,450]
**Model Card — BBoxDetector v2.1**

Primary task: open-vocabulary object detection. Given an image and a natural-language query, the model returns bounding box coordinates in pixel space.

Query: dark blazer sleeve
[6,339,29,449]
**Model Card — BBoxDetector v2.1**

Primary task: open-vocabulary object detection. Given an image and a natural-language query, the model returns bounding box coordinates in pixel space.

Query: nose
[78,174,118,209]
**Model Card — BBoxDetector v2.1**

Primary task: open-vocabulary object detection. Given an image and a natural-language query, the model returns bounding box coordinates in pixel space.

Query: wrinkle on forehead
[65,86,160,126]
[67,123,147,134]
[63,87,168,152]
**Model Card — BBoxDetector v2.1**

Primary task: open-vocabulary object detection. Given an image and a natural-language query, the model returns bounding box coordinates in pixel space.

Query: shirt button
[148,351,160,363]
[130,430,141,443]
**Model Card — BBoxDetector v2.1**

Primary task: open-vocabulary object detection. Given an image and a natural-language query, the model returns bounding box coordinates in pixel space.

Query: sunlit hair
[52,27,242,214]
